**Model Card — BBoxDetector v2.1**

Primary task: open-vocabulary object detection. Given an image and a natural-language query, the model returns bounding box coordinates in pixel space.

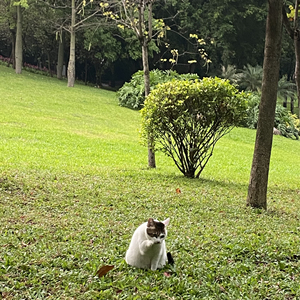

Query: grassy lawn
[1,64,300,299]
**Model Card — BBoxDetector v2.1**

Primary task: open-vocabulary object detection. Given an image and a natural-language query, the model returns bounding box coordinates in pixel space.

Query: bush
[241,93,260,129]
[117,69,199,110]
[275,105,299,140]
[141,77,248,178]
[241,93,300,140]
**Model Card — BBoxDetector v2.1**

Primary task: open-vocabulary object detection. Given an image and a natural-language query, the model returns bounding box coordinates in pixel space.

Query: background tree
[282,1,300,117]
[81,26,122,86]
[15,0,29,74]
[277,74,296,103]
[0,0,17,68]
[41,0,102,87]
[235,64,263,92]
[24,2,58,75]
[101,0,170,168]
[119,0,159,168]
[247,0,283,209]
[156,0,267,75]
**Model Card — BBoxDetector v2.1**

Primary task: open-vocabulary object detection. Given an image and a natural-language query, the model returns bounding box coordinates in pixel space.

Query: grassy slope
[1,65,300,299]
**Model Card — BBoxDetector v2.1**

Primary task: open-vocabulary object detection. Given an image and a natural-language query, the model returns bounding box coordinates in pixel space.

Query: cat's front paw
[139,240,155,255]
[144,240,155,248]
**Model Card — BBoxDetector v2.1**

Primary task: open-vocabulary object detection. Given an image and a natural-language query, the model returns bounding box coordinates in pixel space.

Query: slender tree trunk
[291,98,295,113]
[67,0,76,87]
[142,41,156,168]
[293,1,300,118]
[283,1,300,117]
[110,64,115,88]
[283,95,287,107]
[57,32,64,80]
[9,29,16,69]
[135,0,156,168]
[15,5,22,74]
[47,52,52,77]
[85,58,88,85]
[299,93,300,118]
[247,0,283,209]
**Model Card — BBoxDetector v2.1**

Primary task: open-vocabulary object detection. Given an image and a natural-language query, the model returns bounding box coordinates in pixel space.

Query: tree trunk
[142,41,156,168]
[57,31,64,80]
[67,0,76,87]
[110,64,115,88]
[9,29,16,69]
[293,1,300,118]
[283,1,300,117]
[283,95,287,107]
[299,93,300,118]
[47,51,52,77]
[85,58,88,85]
[15,5,22,74]
[247,0,283,209]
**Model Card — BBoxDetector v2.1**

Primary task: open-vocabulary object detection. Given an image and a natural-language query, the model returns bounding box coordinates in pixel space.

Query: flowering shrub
[0,55,13,65]
[0,55,50,76]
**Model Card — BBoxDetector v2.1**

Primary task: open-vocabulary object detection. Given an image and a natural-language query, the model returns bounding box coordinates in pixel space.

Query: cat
[125,217,170,271]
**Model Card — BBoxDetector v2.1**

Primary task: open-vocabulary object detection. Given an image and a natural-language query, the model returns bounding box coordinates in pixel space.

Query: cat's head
[146,218,170,244]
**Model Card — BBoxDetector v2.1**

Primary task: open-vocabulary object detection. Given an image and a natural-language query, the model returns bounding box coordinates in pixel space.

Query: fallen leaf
[96,265,114,278]
[21,242,29,247]
[219,285,226,292]
[176,188,181,194]
[164,272,171,277]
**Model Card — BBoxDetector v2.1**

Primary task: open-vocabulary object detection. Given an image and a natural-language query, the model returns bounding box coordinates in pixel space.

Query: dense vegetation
[1,65,300,299]
[0,1,293,84]
[1,1,299,118]
[117,69,199,110]
[119,68,300,139]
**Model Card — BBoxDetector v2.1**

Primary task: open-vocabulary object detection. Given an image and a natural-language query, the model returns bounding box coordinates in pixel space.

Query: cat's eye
[160,234,165,238]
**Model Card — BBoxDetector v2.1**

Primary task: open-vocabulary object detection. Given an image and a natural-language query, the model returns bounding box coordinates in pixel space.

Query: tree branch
[282,4,294,38]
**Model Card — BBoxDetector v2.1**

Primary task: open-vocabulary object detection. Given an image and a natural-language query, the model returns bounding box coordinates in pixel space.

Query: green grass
[1,65,300,299]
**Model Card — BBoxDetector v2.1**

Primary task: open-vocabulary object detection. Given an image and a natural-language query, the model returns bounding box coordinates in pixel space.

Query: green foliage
[275,105,299,140]
[13,0,29,8]
[277,75,296,101]
[235,64,263,92]
[241,93,300,139]
[241,93,260,129]
[141,77,248,178]
[117,69,199,110]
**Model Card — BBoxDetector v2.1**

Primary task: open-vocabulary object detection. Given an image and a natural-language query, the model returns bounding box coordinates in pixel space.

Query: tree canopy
[0,1,297,94]
[0,0,270,85]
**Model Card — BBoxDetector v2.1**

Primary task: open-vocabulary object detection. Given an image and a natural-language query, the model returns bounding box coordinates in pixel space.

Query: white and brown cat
[125,218,172,271]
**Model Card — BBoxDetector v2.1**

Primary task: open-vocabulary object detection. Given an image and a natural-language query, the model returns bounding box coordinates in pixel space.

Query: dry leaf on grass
[176,188,181,194]
[96,265,114,278]
[164,272,171,277]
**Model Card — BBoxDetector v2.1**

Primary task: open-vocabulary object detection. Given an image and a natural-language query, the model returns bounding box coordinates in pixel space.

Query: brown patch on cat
[146,218,165,237]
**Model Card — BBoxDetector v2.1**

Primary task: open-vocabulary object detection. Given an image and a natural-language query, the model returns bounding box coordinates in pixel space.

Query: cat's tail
[167,252,174,265]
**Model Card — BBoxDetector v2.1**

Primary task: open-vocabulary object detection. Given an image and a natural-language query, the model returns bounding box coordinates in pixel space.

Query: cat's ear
[162,218,170,227]
[147,218,155,227]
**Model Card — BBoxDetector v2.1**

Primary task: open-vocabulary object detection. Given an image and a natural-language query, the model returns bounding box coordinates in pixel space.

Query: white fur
[125,218,170,270]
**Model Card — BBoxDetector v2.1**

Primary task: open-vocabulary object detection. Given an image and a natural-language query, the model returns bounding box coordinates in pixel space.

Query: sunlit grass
[1,65,300,299]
